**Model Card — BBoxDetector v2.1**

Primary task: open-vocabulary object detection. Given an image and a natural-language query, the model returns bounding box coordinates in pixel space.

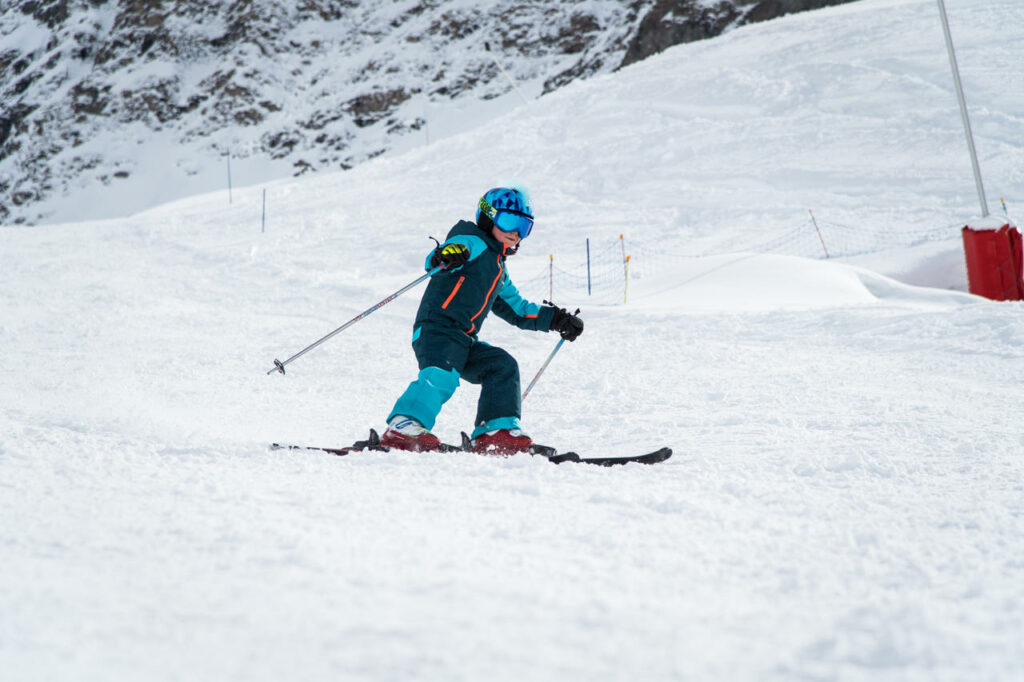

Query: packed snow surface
[2,0,1023,680]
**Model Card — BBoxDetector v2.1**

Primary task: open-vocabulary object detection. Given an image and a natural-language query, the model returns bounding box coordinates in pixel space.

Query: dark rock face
[622,1,742,67]
[745,0,856,23]
[621,0,858,68]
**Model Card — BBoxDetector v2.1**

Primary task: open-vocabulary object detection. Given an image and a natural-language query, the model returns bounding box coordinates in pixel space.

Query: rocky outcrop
[621,0,857,68]
[1,0,859,224]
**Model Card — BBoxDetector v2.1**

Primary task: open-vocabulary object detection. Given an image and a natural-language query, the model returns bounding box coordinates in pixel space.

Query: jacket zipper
[441,276,466,309]
[465,255,504,334]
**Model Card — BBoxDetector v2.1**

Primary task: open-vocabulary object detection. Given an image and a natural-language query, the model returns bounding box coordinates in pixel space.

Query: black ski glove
[549,306,584,342]
[430,243,470,270]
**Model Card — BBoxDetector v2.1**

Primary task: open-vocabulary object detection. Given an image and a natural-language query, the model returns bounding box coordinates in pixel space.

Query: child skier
[380,187,584,455]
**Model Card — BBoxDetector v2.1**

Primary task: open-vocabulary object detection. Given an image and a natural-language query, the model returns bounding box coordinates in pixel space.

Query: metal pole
[623,255,630,304]
[484,42,529,105]
[809,209,830,258]
[522,339,564,401]
[586,238,592,296]
[261,189,266,233]
[936,0,988,217]
[423,98,430,146]
[619,234,628,302]
[267,266,442,375]
[227,155,233,204]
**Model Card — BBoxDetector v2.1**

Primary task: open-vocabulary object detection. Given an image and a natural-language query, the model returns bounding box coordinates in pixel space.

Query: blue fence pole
[586,238,591,296]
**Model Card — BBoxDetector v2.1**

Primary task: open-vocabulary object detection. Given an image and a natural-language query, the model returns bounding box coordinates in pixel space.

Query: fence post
[262,189,267,233]
[549,254,553,301]
[586,238,592,296]
[620,234,629,303]
[226,154,233,204]
[809,209,830,258]
[623,255,631,304]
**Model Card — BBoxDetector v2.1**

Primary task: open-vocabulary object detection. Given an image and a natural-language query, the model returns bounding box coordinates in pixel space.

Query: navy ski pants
[387,323,521,433]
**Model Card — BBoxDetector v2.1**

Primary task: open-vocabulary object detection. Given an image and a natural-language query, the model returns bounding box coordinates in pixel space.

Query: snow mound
[628,253,980,311]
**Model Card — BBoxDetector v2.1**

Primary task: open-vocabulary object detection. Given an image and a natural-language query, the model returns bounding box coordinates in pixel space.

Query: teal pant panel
[471,416,524,439]
[388,366,461,431]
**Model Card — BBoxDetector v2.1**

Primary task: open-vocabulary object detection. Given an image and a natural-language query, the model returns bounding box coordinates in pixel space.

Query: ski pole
[267,266,442,375]
[522,338,564,401]
[522,305,579,400]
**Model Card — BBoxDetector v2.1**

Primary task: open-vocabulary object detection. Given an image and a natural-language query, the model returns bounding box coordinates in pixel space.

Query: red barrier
[961,223,1024,301]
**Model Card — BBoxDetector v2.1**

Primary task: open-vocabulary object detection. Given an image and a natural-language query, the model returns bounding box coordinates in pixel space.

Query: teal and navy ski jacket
[415,220,555,338]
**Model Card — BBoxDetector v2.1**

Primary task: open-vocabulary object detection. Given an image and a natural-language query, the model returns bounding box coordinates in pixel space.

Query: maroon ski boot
[379,416,442,452]
[472,429,533,456]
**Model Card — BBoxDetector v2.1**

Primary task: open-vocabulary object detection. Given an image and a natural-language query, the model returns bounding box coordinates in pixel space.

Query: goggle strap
[478,197,497,219]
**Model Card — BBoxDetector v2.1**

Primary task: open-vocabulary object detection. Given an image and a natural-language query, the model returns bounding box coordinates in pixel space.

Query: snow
[967,214,1017,229]
[2,0,1024,680]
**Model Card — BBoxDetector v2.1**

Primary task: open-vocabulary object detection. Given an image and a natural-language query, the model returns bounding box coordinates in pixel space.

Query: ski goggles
[479,197,534,239]
[493,209,534,239]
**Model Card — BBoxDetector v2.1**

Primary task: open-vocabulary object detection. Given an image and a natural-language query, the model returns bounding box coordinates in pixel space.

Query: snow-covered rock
[1,0,858,225]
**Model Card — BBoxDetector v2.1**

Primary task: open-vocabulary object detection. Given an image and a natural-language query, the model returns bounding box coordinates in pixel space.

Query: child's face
[491,225,522,249]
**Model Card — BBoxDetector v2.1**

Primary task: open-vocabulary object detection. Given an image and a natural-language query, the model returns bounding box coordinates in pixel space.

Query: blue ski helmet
[477,187,534,239]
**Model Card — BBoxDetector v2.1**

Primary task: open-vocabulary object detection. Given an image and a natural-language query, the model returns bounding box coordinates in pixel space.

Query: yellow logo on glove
[441,244,468,256]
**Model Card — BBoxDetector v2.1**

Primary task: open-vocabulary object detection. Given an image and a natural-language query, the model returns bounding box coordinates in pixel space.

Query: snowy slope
[2,0,1023,680]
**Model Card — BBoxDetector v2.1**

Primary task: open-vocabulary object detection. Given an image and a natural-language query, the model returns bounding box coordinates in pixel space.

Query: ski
[458,432,672,466]
[271,429,672,467]
[271,443,365,456]
[270,429,463,456]
[550,448,673,466]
